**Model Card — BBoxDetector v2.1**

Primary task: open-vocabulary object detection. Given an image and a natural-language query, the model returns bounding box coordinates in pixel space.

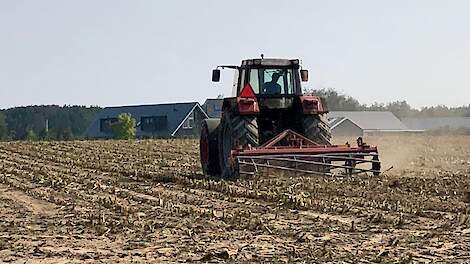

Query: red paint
[299,96,327,114]
[239,83,256,98]
[237,83,259,114]
[231,129,378,157]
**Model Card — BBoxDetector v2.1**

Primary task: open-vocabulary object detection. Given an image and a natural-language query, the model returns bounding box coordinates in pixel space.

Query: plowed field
[0,135,469,263]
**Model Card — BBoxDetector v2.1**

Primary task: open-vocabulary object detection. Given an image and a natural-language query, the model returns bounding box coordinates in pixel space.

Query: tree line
[0,105,101,140]
[308,88,470,118]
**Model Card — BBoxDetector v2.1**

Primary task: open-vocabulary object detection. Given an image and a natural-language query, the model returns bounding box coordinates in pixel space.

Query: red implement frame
[231,129,380,176]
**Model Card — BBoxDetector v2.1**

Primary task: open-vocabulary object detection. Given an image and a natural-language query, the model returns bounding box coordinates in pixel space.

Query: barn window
[141,116,168,131]
[182,111,195,129]
[100,118,118,133]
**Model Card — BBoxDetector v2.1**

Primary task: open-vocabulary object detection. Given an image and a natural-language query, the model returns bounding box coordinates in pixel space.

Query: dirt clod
[464,191,470,203]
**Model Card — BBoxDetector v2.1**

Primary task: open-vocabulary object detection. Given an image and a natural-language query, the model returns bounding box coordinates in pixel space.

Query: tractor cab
[212,58,308,98]
[212,57,326,144]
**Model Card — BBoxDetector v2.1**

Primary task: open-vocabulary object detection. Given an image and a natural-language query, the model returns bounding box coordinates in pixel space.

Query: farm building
[202,98,223,118]
[329,116,363,137]
[328,111,416,136]
[401,117,470,130]
[84,102,208,139]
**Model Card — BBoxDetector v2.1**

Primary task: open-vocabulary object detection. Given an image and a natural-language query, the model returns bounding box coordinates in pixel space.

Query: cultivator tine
[251,158,258,173]
[237,152,380,177]
[238,170,256,176]
[238,159,334,176]
[238,158,259,176]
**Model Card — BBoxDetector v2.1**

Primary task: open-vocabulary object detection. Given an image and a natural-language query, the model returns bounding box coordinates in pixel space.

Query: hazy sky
[1,0,469,109]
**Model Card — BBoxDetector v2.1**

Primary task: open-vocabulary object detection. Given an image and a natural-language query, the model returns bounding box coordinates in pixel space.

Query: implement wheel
[200,119,221,175]
[218,112,259,178]
[303,114,332,145]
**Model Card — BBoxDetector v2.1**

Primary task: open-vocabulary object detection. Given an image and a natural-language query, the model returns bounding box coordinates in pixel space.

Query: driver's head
[272,72,281,82]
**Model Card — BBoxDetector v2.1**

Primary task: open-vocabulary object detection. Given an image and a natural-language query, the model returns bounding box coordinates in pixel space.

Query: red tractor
[200,57,380,178]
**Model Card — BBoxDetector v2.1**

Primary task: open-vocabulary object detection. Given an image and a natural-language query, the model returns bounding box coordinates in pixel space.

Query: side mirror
[212,69,221,82]
[300,69,309,82]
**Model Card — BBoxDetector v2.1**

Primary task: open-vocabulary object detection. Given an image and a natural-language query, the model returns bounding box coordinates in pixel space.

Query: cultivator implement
[232,130,381,177]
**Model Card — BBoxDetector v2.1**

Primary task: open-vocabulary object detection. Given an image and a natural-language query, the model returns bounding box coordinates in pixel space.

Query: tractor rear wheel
[200,119,221,175]
[218,113,259,178]
[303,114,332,145]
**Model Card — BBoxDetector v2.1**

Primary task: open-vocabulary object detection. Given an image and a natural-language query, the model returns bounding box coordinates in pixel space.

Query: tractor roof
[241,58,300,67]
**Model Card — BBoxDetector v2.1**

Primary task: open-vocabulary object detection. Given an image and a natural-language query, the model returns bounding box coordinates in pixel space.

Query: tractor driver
[262,72,282,95]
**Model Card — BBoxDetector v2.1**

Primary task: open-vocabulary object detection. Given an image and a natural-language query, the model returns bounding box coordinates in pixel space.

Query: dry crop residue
[0,136,469,263]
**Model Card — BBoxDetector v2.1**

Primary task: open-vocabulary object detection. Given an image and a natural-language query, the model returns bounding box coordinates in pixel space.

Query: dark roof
[84,102,206,138]
[202,98,223,118]
[328,111,409,131]
[402,117,470,130]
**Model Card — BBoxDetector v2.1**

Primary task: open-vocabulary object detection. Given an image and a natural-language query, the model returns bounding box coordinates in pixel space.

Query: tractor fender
[203,118,221,134]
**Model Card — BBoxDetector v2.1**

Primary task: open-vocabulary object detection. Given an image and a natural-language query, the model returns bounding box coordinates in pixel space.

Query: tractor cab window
[249,69,260,94]
[247,68,295,96]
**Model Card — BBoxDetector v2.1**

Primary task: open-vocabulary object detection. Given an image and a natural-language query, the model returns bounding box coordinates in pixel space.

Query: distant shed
[402,117,470,130]
[84,102,208,139]
[328,111,418,136]
[329,117,363,137]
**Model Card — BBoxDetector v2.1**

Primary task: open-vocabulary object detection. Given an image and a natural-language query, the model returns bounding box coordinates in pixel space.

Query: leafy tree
[305,88,365,111]
[0,112,7,140]
[2,105,101,140]
[305,88,470,118]
[61,127,74,141]
[8,130,16,140]
[367,100,416,118]
[111,113,136,140]
[38,129,50,141]
[25,128,38,141]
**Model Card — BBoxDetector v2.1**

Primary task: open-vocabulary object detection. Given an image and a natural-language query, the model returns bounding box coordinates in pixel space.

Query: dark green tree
[111,113,136,139]
[38,129,50,141]
[0,112,7,140]
[305,88,365,111]
[2,105,101,140]
[61,127,74,141]
[25,128,38,141]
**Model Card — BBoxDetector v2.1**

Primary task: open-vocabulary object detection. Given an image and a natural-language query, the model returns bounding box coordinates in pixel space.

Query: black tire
[200,119,221,175]
[303,114,332,145]
[232,115,259,148]
[218,113,259,178]
[372,155,381,176]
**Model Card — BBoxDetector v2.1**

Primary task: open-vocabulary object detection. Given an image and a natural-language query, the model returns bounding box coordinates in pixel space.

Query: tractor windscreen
[247,68,296,96]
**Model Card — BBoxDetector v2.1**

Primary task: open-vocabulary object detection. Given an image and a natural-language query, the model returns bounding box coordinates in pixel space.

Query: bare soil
[0,135,469,263]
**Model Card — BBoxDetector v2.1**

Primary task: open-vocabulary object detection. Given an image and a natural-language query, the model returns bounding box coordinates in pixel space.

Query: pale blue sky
[0,0,469,109]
